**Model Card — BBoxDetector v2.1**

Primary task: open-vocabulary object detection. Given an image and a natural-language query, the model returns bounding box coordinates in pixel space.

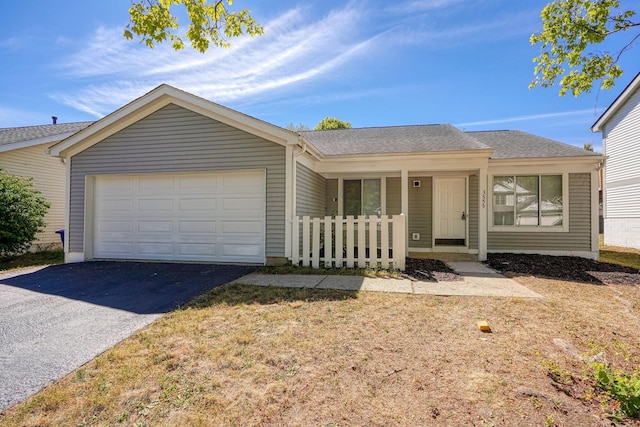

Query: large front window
[492,175,563,227]
[344,179,381,216]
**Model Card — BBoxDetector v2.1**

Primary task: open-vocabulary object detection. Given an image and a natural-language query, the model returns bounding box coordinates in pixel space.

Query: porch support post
[478,167,488,261]
[591,169,600,260]
[284,145,294,258]
[401,169,409,252]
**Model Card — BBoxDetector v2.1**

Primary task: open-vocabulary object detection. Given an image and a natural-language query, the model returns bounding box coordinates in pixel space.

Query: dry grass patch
[2,278,640,426]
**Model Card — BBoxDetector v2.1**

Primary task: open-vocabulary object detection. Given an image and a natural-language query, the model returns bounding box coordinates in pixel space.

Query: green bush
[594,362,640,420]
[0,170,50,259]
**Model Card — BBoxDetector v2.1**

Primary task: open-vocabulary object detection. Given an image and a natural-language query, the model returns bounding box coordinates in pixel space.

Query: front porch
[289,164,489,270]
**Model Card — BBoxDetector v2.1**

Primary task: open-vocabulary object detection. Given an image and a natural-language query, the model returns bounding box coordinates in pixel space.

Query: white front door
[434,177,466,243]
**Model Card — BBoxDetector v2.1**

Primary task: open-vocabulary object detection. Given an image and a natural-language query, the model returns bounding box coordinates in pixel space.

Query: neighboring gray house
[592,72,640,249]
[48,84,602,267]
[0,121,93,249]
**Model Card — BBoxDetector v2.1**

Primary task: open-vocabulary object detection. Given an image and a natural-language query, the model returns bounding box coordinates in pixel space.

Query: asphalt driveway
[0,261,255,412]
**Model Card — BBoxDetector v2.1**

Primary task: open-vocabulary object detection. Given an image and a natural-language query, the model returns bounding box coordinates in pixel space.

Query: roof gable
[49,84,300,158]
[592,72,640,132]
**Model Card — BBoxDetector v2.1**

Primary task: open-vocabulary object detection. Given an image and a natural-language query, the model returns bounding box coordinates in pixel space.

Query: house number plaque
[482,190,486,209]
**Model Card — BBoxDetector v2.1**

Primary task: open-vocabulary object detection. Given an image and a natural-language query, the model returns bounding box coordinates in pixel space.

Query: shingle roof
[466,130,600,159]
[300,124,490,156]
[0,122,94,148]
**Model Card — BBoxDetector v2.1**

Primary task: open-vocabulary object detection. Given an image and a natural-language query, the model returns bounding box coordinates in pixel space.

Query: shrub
[0,169,50,259]
[593,362,640,420]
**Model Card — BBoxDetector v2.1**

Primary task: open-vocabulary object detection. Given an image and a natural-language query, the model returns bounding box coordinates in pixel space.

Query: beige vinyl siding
[296,163,326,217]
[408,176,432,249]
[0,143,65,247]
[69,103,286,257]
[468,174,478,250]
[488,173,591,252]
[325,179,338,216]
[386,177,401,215]
[603,87,640,218]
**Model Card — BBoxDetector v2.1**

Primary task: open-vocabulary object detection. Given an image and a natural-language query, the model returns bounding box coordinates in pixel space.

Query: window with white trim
[344,179,381,216]
[492,175,563,228]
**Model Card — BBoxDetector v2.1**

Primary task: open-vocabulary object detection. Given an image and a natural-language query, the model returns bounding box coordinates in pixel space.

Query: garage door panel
[222,221,262,233]
[100,179,134,194]
[100,221,133,233]
[101,199,134,212]
[179,198,216,210]
[139,198,174,211]
[178,243,216,256]
[94,171,265,263]
[221,243,263,257]
[139,177,174,191]
[222,173,260,188]
[179,175,218,189]
[138,221,173,233]
[138,242,174,255]
[97,242,134,255]
[222,197,263,211]
[178,221,216,233]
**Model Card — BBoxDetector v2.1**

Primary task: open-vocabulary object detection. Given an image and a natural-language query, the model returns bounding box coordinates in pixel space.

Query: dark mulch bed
[403,258,463,282]
[485,253,640,285]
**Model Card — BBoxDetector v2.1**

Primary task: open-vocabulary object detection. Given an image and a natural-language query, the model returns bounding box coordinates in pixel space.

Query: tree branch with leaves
[124,0,263,52]
[530,0,639,96]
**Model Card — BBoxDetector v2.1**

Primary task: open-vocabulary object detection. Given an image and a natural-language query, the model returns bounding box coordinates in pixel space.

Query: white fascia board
[49,84,299,158]
[489,156,605,173]
[296,151,318,171]
[0,133,77,153]
[315,151,491,174]
[321,149,493,162]
[592,72,640,132]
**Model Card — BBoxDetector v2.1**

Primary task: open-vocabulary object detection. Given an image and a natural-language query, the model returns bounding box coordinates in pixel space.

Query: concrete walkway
[234,261,542,299]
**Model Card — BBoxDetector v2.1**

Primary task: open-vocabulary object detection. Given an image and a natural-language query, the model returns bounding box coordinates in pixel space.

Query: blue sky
[2,1,639,150]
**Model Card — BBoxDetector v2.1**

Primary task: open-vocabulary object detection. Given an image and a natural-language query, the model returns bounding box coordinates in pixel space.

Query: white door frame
[432,176,468,252]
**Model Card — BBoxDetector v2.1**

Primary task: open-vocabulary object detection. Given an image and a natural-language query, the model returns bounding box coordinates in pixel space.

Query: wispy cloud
[389,0,463,14]
[0,37,25,52]
[456,109,595,127]
[392,9,536,47]
[50,5,379,118]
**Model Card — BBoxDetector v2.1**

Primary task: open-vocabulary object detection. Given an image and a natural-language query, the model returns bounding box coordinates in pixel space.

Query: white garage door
[93,171,265,263]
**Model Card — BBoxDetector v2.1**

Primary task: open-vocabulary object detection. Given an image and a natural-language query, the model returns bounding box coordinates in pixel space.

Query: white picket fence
[291,214,406,270]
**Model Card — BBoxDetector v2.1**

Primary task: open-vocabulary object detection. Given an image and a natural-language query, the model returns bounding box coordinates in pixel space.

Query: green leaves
[530,0,638,96]
[0,170,50,259]
[124,0,264,53]
[593,362,640,419]
[314,117,352,131]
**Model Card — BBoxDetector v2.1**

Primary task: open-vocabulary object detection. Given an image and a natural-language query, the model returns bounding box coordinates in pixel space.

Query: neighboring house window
[492,175,564,228]
[344,179,381,216]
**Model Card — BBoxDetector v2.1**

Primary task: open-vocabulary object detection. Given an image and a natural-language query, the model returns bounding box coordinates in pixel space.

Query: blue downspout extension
[55,229,64,245]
